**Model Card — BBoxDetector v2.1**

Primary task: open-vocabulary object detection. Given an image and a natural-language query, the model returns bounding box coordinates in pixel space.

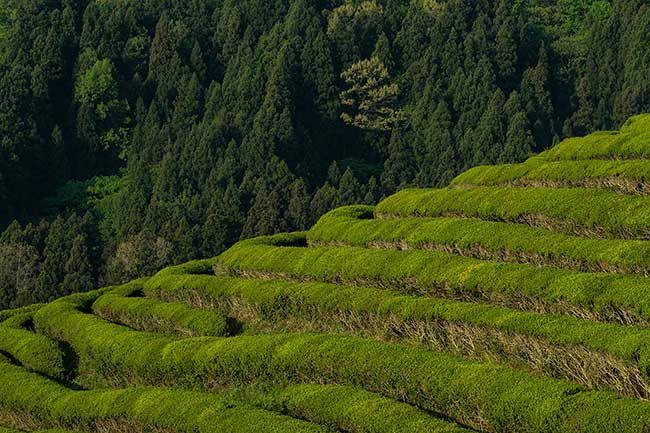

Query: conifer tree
[340,57,405,132]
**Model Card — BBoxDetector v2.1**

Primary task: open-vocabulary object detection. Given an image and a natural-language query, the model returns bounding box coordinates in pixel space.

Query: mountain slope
[4,115,650,432]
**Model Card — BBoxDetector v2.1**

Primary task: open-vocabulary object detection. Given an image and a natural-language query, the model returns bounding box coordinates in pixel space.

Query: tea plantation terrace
[4,115,650,432]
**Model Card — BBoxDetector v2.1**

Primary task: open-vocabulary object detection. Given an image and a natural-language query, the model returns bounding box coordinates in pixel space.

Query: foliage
[216,233,650,325]
[91,290,229,337]
[340,57,405,131]
[4,0,650,307]
[0,355,331,433]
[30,292,650,433]
[309,205,650,274]
[0,312,66,380]
[145,268,650,387]
[376,186,650,239]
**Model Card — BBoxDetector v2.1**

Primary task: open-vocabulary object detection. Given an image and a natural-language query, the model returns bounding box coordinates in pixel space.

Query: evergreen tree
[61,234,94,295]
[340,57,405,132]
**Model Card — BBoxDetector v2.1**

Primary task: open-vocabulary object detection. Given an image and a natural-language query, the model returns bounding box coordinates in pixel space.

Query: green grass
[375,186,650,238]
[0,355,331,433]
[308,205,650,274]
[144,270,650,384]
[259,384,472,433]
[92,289,229,337]
[6,114,650,433]
[449,115,650,188]
[0,352,472,433]
[0,313,67,380]
[29,288,650,433]
[0,304,45,323]
[451,158,650,189]
[534,114,650,161]
[216,233,650,325]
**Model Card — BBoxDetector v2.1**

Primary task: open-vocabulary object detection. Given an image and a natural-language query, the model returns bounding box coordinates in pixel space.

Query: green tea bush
[375,186,650,238]
[0,313,66,380]
[0,304,44,323]
[265,384,471,433]
[309,206,650,274]
[92,291,229,337]
[451,158,650,189]
[30,295,650,433]
[536,114,650,161]
[0,355,330,433]
[216,234,650,325]
[144,271,650,380]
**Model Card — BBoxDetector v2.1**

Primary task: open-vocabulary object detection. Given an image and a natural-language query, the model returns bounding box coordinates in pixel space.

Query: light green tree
[76,58,130,159]
[340,57,406,131]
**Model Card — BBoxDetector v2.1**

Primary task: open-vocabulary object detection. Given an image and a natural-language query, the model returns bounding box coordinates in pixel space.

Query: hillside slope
[4,115,650,432]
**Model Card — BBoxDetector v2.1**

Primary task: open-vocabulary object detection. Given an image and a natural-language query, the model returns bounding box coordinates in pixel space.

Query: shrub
[0,313,66,380]
[535,114,650,161]
[451,158,650,191]
[216,233,650,326]
[308,206,650,274]
[375,186,650,239]
[30,293,650,433]
[0,429,85,433]
[92,291,229,337]
[262,384,471,433]
[144,270,650,394]
[0,354,469,433]
[0,304,44,323]
[0,358,329,433]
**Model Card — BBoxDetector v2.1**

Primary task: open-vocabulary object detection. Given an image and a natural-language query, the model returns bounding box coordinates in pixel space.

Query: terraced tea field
[5,115,650,432]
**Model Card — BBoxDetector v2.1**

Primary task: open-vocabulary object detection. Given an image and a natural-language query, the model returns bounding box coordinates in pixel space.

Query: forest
[1,0,648,308]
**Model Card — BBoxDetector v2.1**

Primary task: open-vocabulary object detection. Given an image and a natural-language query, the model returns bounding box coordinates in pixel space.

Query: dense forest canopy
[1,0,649,308]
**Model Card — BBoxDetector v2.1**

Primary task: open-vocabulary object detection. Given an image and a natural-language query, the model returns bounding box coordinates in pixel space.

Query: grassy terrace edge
[451,159,650,194]
[308,206,650,275]
[0,351,472,433]
[216,233,650,327]
[27,287,650,433]
[533,114,650,161]
[146,262,650,398]
[375,186,650,239]
[92,289,230,337]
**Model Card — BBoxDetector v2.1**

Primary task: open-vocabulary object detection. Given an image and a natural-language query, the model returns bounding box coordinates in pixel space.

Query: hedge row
[216,234,650,326]
[144,271,650,385]
[260,384,471,433]
[451,158,650,191]
[30,293,650,433]
[0,355,330,433]
[535,114,650,161]
[308,206,650,274]
[375,186,650,239]
[0,304,44,323]
[92,290,229,337]
[0,313,67,380]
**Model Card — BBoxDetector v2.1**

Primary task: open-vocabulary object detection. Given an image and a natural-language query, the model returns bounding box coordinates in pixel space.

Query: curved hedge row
[0,313,67,380]
[30,293,650,433]
[0,304,44,323]
[144,271,650,396]
[216,234,650,326]
[265,384,471,433]
[0,344,474,433]
[308,206,650,274]
[0,355,330,433]
[535,114,650,161]
[451,158,650,192]
[375,186,650,239]
[92,291,229,337]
